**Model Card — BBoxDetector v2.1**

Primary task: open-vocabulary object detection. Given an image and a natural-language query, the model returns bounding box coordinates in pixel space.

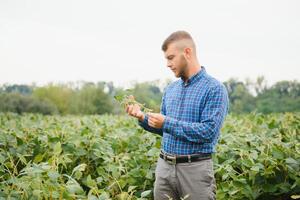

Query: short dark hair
[161,31,194,51]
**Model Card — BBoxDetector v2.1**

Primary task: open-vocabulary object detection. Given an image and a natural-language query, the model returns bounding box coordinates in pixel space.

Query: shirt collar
[181,66,206,87]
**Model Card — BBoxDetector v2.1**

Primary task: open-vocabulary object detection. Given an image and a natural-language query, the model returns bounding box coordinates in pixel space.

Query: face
[164,43,188,78]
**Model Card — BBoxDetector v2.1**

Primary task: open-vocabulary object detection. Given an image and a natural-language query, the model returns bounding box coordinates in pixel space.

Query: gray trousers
[154,157,216,200]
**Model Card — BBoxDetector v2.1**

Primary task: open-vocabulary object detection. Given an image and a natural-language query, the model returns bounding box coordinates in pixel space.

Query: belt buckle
[166,155,176,165]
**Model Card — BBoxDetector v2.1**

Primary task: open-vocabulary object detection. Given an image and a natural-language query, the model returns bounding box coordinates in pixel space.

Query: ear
[183,47,192,60]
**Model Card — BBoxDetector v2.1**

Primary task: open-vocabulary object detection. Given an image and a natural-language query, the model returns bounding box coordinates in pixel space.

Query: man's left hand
[148,113,165,129]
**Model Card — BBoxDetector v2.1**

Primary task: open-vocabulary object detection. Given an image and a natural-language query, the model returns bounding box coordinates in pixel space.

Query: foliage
[0,112,299,199]
[1,78,300,115]
[33,84,73,114]
[255,81,300,113]
[223,78,300,114]
[0,113,159,199]
[0,84,33,95]
[215,112,300,199]
[69,82,114,115]
[0,93,58,115]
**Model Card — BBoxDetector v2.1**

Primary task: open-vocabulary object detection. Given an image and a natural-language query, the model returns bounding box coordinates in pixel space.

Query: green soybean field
[0,112,299,200]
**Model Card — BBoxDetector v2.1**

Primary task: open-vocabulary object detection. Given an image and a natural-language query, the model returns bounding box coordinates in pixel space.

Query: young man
[126,31,229,200]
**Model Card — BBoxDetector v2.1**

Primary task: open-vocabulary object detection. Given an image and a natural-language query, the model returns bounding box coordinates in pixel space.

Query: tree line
[0,77,299,115]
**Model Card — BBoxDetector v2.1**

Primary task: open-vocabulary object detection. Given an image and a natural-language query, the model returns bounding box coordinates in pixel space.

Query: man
[126,31,229,200]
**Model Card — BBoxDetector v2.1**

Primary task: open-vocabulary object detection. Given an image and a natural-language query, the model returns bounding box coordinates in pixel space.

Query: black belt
[159,151,211,165]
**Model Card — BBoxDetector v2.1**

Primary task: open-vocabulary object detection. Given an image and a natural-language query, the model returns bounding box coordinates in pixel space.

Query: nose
[167,61,172,68]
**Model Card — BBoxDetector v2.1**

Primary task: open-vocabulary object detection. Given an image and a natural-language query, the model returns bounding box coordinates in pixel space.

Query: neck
[183,60,201,82]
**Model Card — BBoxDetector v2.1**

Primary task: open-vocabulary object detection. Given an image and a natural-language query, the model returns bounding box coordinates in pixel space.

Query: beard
[177,55,188,80]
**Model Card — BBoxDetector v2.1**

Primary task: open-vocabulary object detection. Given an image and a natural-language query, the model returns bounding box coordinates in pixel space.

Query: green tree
[2,84,33,95]
[33,84,73,114]
[0,93,58,114]
[223,78,255,113]
[70,82,114,114]
[256,80,300,113]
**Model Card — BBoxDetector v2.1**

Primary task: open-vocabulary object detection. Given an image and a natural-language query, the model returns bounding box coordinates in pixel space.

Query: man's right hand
[125,96,145,121]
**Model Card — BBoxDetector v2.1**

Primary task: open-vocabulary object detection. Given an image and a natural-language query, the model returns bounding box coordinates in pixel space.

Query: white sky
[0,0,299,87]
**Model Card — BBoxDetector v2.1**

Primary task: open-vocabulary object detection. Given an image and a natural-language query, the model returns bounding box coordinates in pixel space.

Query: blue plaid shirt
[138,66,229,155]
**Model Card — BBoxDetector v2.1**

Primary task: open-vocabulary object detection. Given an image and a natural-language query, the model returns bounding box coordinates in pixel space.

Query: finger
[128,95,135,101]
[125,105,130,113]
[133,105,140,116]
[148,121,155,127]
[148,117,153,124]
[136,110,143,118]
[132,111,138,117]
[133,104,140,112]
[148,118,156,127]
[148,113,159,120]
[148,117,153,123]
[149,116,157,123]
[128,105,134,115]
[148,112,154,117]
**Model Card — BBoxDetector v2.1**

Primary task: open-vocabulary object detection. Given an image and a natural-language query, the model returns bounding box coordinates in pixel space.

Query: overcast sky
[0,0,299,87]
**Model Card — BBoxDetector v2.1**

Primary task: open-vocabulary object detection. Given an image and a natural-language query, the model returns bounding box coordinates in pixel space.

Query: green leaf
[86,175,97,188]
[53,142,62,155]
[33,153,44,163]
[291,195,300,199]
[128,185,137,193]
[250,166,259,172]
[286,157,298,165]
[262,183,277,193]
[141,190,152,197]
[66,180,85,194]
[272,147,284,159]
[72,163,87,175]
[48,171,60,181]
[116,192,129,200]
